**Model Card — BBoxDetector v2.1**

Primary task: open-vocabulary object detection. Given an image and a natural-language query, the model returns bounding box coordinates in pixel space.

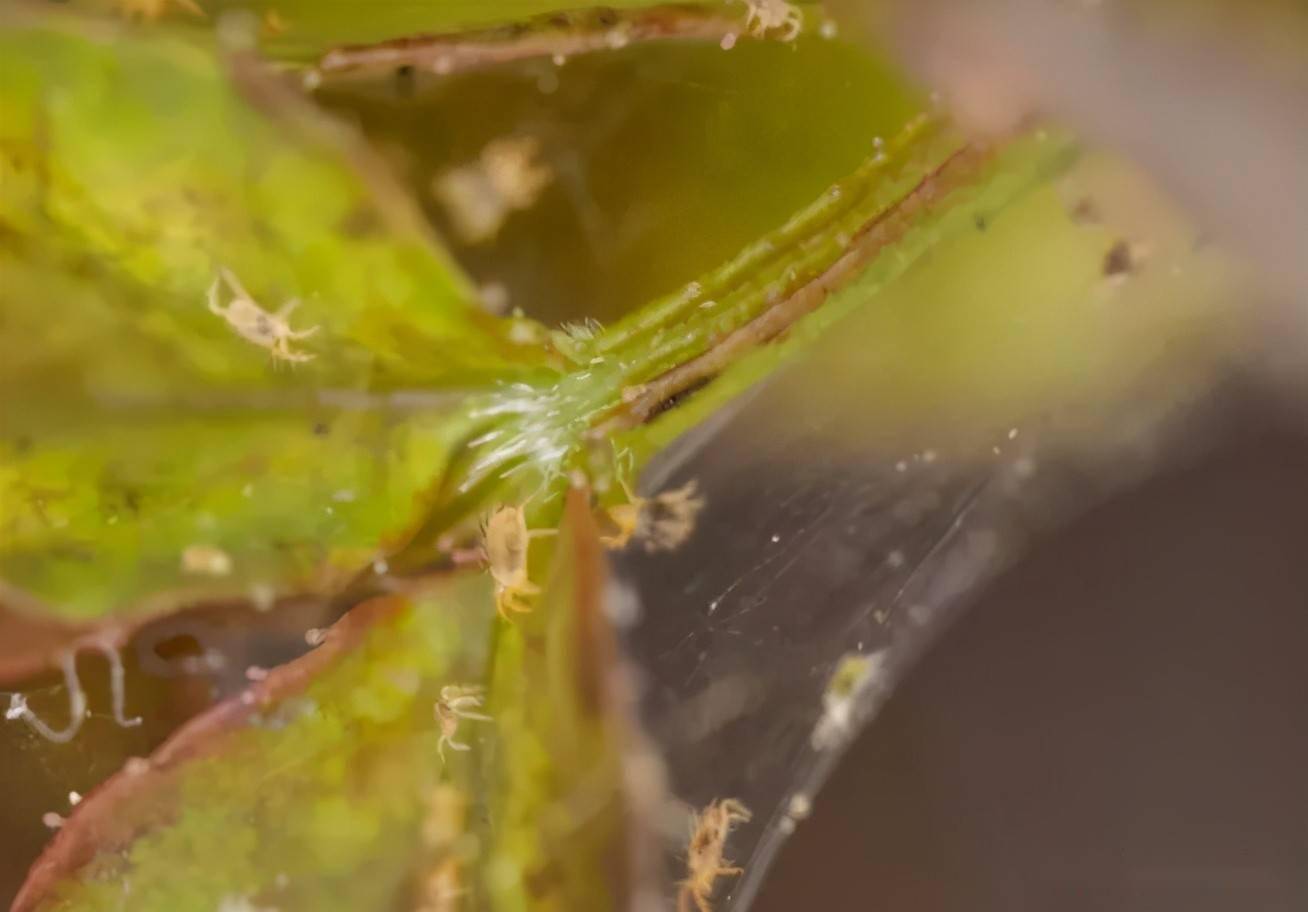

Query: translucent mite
[678,798,752,912]
[602,479,705,552]
[482,503,555,618]
[434,684,491,760]
[740,0,802,41]
[117,0,204,21]
[433,136,553,244]
[208,267,318,365]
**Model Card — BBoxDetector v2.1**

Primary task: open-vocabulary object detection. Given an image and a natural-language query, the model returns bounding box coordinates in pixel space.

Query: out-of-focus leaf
[481,487,664,912]
[0,405,472,622]
[0,12,552,621]
[12,579,494,912]
[0,13,541,402]
[12,492,660,912]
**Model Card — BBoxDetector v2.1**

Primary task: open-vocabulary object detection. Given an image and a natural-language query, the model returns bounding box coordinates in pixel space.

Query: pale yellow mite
[740,0,802,41]
[208,267,319,365]
[482,504,555,619]
[433,684,491,760]
[602,479,705,552]
[432,136,553,245]
[116,0,205,21]
[678,798,752,912]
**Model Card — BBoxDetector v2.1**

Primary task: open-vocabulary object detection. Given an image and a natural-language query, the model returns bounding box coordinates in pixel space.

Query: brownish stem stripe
[314,6,744,82]
[613,142,990,429]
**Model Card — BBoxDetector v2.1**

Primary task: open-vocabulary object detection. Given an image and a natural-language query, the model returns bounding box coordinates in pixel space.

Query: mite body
[482,504,554,618]
[602,479,704,552]
[117,0,204,21]
[679,798,752,912]
[208,267,318,364]
[434,684,491,760]
[741,0,802,41]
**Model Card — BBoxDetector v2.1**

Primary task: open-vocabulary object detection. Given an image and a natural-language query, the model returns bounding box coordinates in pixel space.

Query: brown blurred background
[755,417,1308,912]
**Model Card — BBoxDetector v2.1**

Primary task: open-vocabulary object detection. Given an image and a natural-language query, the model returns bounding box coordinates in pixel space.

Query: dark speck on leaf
[312,421,330,437]
[974,214,988,232]
[1103,239,1136,278]
[1070,196,1101,224]
[393,64,415,97]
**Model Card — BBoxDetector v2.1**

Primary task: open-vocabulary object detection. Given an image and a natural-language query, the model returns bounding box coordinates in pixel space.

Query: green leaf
[0,13,550,621]
[0,12,542,398]
[13,580,493,912]
[480,489,657,912]
[12,493,655,912]
[0,405,474,622]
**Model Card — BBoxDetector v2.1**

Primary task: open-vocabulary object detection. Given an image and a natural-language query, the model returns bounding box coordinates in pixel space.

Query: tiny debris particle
[1008,427,1019,440]
[304,627,327,647]
[819,18,838,39]
[1069,196,1101,224]
[719,32,738,50]
[245,665,269,682]
[787,793,812,820]
[479,281,510,315]
[124,756,151,776]
[250,583,276,613]
[42,812,64,830]
[68,790,82,806]
[886,549,906,568]
[181,543,233,577]
[1103,239,1137,277]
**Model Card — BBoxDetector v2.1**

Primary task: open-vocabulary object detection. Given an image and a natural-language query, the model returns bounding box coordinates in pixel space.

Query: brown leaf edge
[308,4,754,86]
[8,594,406,912]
